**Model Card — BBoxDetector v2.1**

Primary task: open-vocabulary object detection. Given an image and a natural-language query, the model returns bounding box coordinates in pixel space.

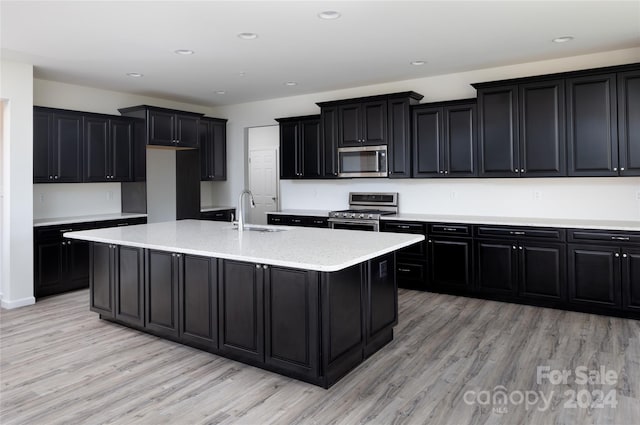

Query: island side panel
[321,264,365,388]
[364,252,397,358]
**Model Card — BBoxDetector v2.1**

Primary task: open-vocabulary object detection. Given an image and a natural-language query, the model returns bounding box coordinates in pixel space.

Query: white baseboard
[1,296,36,309]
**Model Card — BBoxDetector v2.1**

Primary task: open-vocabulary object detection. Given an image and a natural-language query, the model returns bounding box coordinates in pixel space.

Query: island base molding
[89,242,398,389]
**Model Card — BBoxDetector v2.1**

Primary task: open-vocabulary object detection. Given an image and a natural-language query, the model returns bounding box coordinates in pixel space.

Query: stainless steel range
[328,192,398,232]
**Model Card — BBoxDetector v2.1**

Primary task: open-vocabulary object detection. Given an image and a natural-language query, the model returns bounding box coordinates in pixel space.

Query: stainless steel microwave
[337,145,388,178]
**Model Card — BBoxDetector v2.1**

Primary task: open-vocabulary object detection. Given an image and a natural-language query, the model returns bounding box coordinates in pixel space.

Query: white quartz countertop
[34,213,148,227]
[64,220,423,272]
[201,206,235,212]
[382,213,640,232]
[267,209,331,217]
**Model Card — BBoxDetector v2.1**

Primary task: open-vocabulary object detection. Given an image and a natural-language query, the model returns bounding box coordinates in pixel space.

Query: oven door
[328,219,379,232]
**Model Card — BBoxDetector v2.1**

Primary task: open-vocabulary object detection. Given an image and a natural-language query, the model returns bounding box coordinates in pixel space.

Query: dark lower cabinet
[475,240,518,296]
[519,242,566,302]
[568,244,621,308]
[428,237,473,294]
[115,246,144,327]
[218,260,264,363]
[145,250,180,338]
[265,266,319,379]
[180,255,218,349]
[622,249,640,312]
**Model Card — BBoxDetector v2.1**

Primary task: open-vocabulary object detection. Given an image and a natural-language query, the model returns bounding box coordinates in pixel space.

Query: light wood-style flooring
[1,289,639,425]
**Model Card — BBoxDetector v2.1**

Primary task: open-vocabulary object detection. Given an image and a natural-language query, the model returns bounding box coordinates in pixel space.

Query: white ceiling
[2,1,639,107]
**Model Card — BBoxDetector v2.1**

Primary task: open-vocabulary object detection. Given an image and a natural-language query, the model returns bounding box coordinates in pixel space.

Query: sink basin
[231,224,290,233]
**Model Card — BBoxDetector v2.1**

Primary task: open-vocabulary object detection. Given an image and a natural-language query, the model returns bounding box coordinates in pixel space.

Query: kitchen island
[64,220,423,388]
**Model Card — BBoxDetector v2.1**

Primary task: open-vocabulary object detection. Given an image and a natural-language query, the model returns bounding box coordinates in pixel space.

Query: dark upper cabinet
[337,100,387,146]
[118,105,203,148]
[519,80,566,176]
[33,107,83,183]
[617,70,640,176]
[567,73,618,176]
[413,99,477,178]
[477,85,519,177]
[321,106,338,177]
[387,97,412,177]
[84,115,133,182]
[276,115,321,179]
[199,117,227,181]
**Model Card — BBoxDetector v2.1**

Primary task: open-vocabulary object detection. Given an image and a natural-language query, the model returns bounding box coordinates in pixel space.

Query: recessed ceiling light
[318,10,341,20]
[238,32,258,40]
[410,60,426,66]
[214,90,226,95]
[126,72,143,78]
[284,81,298,86]
[174,49,194,55]
[552,36,574,43]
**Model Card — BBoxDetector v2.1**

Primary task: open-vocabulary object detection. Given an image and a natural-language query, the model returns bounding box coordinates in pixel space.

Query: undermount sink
[231,223,290,233]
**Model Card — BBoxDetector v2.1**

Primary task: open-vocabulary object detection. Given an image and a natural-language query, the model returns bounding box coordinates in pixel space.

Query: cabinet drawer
[381,221,426,234]
[568,229,640,245]
[475,226,565,241]
[395,262,426,281]
[430,223,471,237]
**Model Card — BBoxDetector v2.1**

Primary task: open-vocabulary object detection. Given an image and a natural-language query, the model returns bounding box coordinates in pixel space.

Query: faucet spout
[237,189,256,232]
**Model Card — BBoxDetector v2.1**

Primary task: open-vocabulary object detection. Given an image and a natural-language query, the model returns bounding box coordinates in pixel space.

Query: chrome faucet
[237,189,256,231]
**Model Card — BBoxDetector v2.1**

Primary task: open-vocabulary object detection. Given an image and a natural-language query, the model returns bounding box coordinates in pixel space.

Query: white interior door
[247,126,280,224]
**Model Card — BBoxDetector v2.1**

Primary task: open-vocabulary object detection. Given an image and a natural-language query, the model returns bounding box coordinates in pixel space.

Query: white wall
[1,61,35,308]
[209,47,640,221]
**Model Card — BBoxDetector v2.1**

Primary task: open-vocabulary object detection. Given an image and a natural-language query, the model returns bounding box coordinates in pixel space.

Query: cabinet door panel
[279,121,299,178]
[567,74,618,176]
[476,240,517,296]
[519,80,566,176]
[387,98,411,177]
[362,100,387,145]
[338,104,361,146]
[33,110,52,182]
[429,238,472,292]
[111,119,134,182]
[149,110,175,146]
[301,119,322,178]
[445,104,477,176]
[219,260,264,362]
[180,255,217,348]
[84,117,109,181]
[478,86,518,176]
[265,267,318,377]
[321,106,338,177]
[618,70,640,176]
[412,106,442,177]
[621,249,640,312]
[115,246,144,327]
[568,244,620,308]
[211,121,227,180]
[54,113,83,182]
[176,115,199,147]
[519,242,566,301]
[145,250,179,337]
[90,243,114,317]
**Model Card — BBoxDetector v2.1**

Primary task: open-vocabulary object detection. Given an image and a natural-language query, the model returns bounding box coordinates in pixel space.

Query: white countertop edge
[34,213,148,227]
[381,214,640,232]
[63,232,424,272]
[201,206,235,213]
[266,210,331,217]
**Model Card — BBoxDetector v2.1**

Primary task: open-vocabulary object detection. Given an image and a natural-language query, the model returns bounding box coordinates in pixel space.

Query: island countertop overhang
[64,220,424,272]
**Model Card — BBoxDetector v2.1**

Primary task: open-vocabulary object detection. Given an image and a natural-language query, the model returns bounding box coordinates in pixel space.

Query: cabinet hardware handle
[59,228,74,233]
[611,236,630,241]
[398,268,411,272]
[623,254,628,258]
[615,253,620,257]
